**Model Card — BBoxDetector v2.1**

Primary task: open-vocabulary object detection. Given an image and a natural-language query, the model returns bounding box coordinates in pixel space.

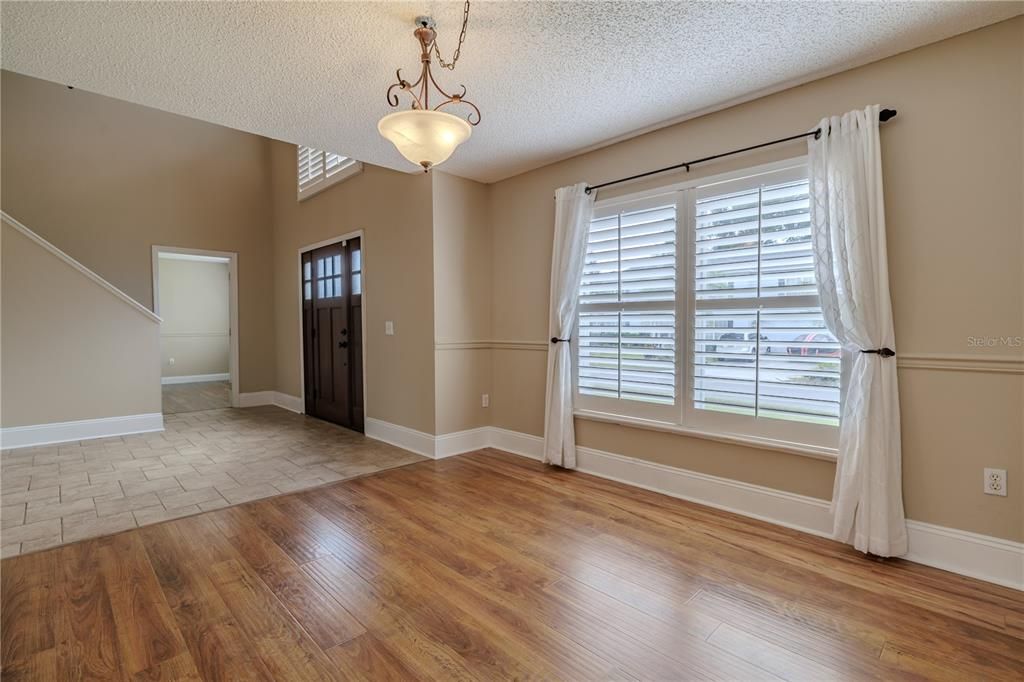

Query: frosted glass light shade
[378,110,472,170]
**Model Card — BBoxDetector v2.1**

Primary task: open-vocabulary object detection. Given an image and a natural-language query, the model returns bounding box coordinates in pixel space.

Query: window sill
[573,409,839,462]
[297,162,363,202]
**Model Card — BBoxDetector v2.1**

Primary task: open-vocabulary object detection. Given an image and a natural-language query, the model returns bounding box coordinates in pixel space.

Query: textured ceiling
[2,2,1020,183]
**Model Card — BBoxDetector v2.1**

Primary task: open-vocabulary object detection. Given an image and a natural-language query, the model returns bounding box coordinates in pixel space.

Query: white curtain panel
[808,104,908,557]
[543,182,595,468]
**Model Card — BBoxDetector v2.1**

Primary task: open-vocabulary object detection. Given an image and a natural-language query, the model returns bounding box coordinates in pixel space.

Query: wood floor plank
[207,505,365,649]
[324,633,422,682]
[139,523,274,682]
[3,448,1021,682]
[206,559,340,682]
[53,540,127,681]
[97,533,189,676]
[1,549,57,673]
[303,553,479,681]
[706,622,842,681]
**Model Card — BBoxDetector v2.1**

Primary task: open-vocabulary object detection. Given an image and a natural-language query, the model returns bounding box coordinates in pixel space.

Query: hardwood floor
[3,449,1022,681]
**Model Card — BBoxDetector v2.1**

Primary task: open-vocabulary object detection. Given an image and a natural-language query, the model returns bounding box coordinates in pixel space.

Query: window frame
[573,158,841,453]
[297,146,362,201]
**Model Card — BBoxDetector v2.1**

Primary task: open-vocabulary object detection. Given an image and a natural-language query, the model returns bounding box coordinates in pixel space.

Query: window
[351,246,362,295]
[297,146,362,200]
[315,253,343,299]
[575,162,840,450]
[577,196,679,421]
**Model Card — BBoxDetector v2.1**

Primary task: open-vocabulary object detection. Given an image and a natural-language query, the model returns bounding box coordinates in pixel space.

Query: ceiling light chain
[377,1,480,171]
[432,0,470,70]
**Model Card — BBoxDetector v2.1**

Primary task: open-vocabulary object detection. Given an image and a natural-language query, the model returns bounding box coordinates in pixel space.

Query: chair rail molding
[897,353,1024,374]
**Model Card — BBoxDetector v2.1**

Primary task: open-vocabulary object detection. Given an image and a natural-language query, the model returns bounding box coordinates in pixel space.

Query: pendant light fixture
[378,1,480,171]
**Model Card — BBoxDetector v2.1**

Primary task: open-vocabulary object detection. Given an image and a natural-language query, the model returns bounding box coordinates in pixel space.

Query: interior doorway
[300,236,364,432]
[152,247,239,413]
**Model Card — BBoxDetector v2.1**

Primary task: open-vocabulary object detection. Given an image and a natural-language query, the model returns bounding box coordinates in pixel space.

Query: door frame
[151,245,240,409]
[297,231,367,417]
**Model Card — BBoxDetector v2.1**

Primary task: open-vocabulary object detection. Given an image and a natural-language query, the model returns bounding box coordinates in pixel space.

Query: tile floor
[161,380,231,414]
[0,406,425,558]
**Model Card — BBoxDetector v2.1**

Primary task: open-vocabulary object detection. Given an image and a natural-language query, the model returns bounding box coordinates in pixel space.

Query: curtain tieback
[860,347,896,358]
[550,337,571,344]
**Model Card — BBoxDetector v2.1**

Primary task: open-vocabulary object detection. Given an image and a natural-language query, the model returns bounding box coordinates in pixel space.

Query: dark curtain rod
[585,108,897,194]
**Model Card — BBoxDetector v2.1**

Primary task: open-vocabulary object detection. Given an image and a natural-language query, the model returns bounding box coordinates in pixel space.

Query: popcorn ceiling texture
[1,1,1019,183]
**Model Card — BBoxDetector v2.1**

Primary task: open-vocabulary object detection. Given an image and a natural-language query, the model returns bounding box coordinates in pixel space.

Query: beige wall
[268,141,437,434]
[0,70,276,392]
[432,172,492,433]
[1,221,161,426]
[157,258,230,378]
[1,19,1020,543]
[487,18,1024,541]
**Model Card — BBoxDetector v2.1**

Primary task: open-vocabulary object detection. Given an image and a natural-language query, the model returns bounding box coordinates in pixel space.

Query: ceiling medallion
[378,2,480,171]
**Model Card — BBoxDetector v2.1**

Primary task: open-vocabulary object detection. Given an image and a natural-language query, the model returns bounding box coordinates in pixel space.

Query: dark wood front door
[302,238,364,432]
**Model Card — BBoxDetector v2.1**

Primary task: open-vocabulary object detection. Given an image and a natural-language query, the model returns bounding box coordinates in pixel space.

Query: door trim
[297,231,367,417]
[152,245,240,409]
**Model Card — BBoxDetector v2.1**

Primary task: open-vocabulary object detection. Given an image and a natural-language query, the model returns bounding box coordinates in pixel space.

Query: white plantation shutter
[577,197,678,417]
[574,162,839,449]
[692,169,840,430]
[325,152,356,177]
[297,146,360,199]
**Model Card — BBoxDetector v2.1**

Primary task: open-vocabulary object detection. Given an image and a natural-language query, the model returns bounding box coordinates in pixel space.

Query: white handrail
[1,210,162,324]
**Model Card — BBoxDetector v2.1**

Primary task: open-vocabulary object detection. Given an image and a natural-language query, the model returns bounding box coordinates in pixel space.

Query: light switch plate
[385,320,394,336]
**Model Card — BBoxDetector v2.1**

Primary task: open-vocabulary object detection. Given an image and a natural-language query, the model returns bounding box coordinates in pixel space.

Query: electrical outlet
[984,468,1007,496]
[385,321,394,336]
[481,393,489,408]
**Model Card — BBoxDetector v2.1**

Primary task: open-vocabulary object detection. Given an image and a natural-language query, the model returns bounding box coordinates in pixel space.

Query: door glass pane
[325,257,333,277]
[334,276,342,296]
[333,255,342,275]
[352,249,361,272]
[352,273,361,295]
[325,278,334,298]
[304,282,311,300]
[317,279,324,299]
[303,261,311,281]
[317,258,325,278]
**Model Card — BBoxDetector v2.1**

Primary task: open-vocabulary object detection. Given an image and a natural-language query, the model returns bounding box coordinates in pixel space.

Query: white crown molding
[1,413,164,450]
[161,373,230,385]
[237,391,303,414]
[2,211,162,324]
[362,419,1022,590]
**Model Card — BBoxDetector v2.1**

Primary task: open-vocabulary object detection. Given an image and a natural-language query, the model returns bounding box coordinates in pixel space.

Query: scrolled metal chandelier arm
[383,10,480,126]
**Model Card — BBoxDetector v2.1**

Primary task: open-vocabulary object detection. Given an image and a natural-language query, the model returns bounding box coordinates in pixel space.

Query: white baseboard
[161,373,230,385]
[904,520,1023,591]
[489,427,544,460]
[1,413,164,450]
[237,391,303,414]
[363,419,1023,591]
[435,427,491,459]
[365,417,436,458]
[574,445,834,537]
